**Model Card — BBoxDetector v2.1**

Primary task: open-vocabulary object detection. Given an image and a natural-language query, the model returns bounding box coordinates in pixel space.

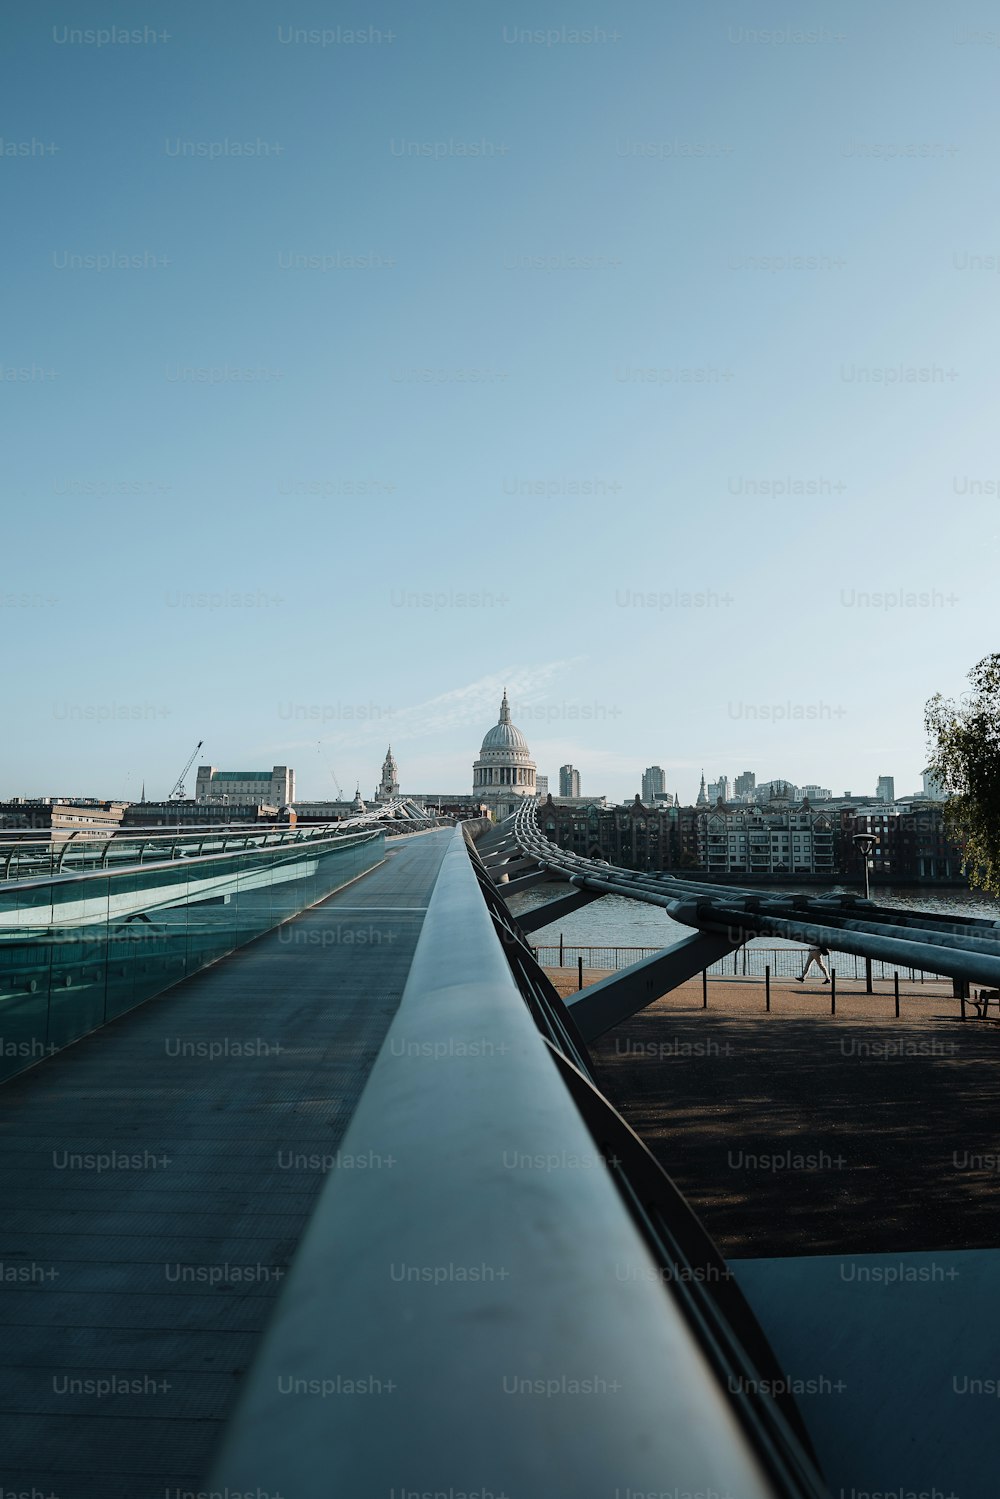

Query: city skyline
[4,662,935,809]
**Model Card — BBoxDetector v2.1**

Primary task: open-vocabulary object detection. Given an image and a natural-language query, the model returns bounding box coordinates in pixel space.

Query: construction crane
[317,740,343,799]
[168,740,203,801]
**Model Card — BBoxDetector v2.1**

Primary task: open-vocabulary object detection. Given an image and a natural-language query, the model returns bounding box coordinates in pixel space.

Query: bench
[970,988,1000,1018]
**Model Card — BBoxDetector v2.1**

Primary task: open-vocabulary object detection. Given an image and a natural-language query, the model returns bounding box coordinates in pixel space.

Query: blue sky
[3,1,996,804]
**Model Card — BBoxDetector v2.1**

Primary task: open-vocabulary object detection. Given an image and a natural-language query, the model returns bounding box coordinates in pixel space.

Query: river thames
[508,883,1000,954]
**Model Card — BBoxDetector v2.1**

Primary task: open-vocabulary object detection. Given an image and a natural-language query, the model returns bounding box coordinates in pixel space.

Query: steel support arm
[568,931,740,1042]
[480,846,523,867]
[516,885,606,934]
[488,859,539,883]
[499,867,562,894]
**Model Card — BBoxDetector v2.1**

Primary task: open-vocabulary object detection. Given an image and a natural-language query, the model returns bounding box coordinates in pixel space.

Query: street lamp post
[853,832,878,993]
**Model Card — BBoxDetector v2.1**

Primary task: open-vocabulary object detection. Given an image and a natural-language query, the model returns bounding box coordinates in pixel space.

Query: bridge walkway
[0,827,452,1499]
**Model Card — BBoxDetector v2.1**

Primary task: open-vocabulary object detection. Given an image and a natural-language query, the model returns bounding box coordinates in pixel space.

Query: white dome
[480,720,529,753]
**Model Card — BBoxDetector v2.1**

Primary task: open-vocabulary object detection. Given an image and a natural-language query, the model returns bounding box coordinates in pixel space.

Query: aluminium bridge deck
[0,827,452,1499]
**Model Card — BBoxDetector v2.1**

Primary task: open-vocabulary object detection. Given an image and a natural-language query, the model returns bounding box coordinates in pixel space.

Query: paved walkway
[0,828,452,1499]
[586,975,1000,1260]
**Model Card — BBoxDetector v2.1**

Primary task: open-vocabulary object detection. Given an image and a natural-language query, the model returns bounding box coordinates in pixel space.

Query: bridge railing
[0,824,385,1084]
[0,801,436,881]
[209,824,828,1499]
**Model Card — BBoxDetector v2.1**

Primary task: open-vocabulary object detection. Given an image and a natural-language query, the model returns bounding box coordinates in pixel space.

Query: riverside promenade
[562,969,1000,1260]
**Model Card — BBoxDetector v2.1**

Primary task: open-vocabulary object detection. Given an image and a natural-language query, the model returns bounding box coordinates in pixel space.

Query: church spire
[499,688,511,724]
[377,745,400,802]
[696,770,708,807]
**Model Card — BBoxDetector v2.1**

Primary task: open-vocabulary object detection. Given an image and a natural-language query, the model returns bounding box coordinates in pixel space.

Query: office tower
[921,767,946,801]
[641,766,666,803]
[559,764,581,797]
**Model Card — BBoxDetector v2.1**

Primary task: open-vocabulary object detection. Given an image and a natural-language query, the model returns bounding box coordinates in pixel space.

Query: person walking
[797,943,831,984]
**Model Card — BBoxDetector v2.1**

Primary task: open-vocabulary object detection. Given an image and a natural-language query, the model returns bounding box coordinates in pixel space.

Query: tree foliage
[925,653,1000,895]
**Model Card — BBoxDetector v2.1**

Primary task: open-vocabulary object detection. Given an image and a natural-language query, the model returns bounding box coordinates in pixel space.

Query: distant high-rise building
[641,765,666,803]
[536,775,548,797]
[559,764,581,798]
[707,776,732,804]
[801,785,833,802]
[734,771,756,800]
[876,775,895,804]
[921,767,946,801]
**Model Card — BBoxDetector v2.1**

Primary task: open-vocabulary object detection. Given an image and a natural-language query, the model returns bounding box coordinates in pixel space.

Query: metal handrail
[467,832,827,1485]
[466,835,595,1077]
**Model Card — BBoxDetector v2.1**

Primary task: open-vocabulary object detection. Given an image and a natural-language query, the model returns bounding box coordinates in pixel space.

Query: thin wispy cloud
[270,659,585,756]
